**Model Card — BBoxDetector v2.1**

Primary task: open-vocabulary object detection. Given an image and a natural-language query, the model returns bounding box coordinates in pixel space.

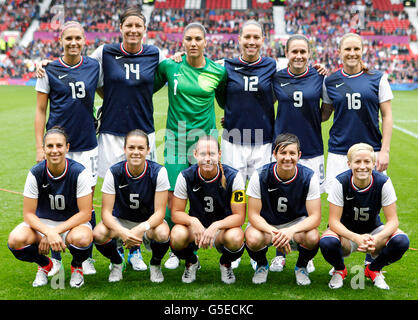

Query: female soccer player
[93,130,171,283]
[154,22,227,269]
[319,143,409,290]
[35,20,101,275]
[322,33,393,193]
[170,135,246,284]
[8,127,93,288]
[245,133,321,286]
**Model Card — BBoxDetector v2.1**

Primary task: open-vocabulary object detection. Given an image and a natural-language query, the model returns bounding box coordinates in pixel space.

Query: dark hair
[184,22,206,37]
[43,126,69,145]
[120,7,146,26]
[124,129,149,148]
[273,133,300,154]
[195,135,226,190]
[285,34,310,53]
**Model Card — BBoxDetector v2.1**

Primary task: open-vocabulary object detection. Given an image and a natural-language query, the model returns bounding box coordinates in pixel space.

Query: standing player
[93,130,171,283]
[170,135,246,284]
[322,32,393,192]
[154,22,227,269]
[34,21,101,275]
[8,127,93,288]
[319,143,409,289]
[245,133,321,286]
[272,34,332,272]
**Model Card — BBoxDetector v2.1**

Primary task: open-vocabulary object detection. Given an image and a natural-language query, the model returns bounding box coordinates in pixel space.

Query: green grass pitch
[0,86,416,301]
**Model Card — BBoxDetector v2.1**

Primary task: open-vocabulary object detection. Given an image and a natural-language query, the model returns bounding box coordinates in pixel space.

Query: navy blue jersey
[110,160,163,222]
[325,69,385,154]
[182,164,239,228]
[257,163,314,225]
[222,56,277,145]
[30,159,87,221]
[273,67,324,158]
[43,56,100,152]
[99,43,161,136]
[336,169,388,234]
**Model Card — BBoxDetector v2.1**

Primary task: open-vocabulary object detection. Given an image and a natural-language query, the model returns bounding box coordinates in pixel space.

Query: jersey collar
[238,56,262,66]
[198,165,220,183]
[350,174,374,192]
[120,43,144,56]
[340,69,364,78]
[58,56,83,69]
[287,66,309,78]
[273,163,298,184]
[125,160,148,180]
[46,159,68,180]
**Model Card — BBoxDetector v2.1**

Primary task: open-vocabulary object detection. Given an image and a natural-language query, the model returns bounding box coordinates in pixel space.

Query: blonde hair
[347,143,376,163]
[59,21,85,39]
[339,32,370,74]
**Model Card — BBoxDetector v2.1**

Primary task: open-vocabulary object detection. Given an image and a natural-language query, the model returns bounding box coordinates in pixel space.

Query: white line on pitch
[393,124,418,139]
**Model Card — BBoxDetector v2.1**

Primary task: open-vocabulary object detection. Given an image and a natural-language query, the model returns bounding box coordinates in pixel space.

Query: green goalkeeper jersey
[154,55,227,145]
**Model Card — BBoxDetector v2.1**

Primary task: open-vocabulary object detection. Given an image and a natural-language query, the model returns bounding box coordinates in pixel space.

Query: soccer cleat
[307,259,315,273]
[82,258,96,275]
[33,261,52,287]
[164,251,180,270]
[231,257,241,270]
[250,258,257,271]
[128,249,147,271]
[364,265,390,290]
[69,266,84,288]
[295,267,311,286]
[48,258,62,277]
[328,267,347,289]
[181,259,200,284]
[269,256,286,272]
[252,264,269,284]
[108,262,125,283]
[150,265,164,283]
[220,264,236,284]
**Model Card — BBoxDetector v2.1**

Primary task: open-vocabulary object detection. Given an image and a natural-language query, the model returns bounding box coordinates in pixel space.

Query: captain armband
[231,190,246,204]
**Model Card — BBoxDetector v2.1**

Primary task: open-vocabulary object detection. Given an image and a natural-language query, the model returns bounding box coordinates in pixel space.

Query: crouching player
[319,143,409,290]
[8,127,93,288]
[93,130,171,283]
[170,135,246,284]
[245,133,321,285]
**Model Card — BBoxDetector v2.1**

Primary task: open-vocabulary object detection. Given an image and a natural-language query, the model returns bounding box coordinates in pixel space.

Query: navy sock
[68,243,92,268]
[319,236,345,271]
[296,244,319,268]
[129,245,141,254]
[220,244,245,265]
[369,233,409,271]
[95,239,123,264]
[150,239,170,266]
[171,243,198,264]
[275,248,286,258]
[88,209,97,259]
[9,244,50,267]
[245,244,268,267]
[51,249,62,261]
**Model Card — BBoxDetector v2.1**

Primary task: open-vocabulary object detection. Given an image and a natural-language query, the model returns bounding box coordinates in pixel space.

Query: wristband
[144,221,151,231]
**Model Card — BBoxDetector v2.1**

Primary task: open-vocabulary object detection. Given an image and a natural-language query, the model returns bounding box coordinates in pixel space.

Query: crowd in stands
[0,0,417,83]
[0,0,40,33]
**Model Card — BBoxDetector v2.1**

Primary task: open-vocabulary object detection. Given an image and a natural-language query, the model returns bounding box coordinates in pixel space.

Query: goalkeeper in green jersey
[154,22,227,227]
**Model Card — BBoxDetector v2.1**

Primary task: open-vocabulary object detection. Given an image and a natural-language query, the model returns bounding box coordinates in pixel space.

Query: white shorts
[97,132,157,178]
[324,151,386,194]
[247,216,306,251]
[221,138,273,182]
[299,155,325,194]
[18,219,92,244]
[67,147,98,187]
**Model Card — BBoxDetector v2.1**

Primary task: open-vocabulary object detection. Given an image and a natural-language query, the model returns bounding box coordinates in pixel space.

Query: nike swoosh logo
[280,82,290,87]
[58,74,67,79]
[336,83,344,88]
[268,188,278,192]
[193,186,201,192]
[235,67,244,70]
[42,184,49,188]
[119,184,129,189]
[346,196,354,200]
[115,56,123,60]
